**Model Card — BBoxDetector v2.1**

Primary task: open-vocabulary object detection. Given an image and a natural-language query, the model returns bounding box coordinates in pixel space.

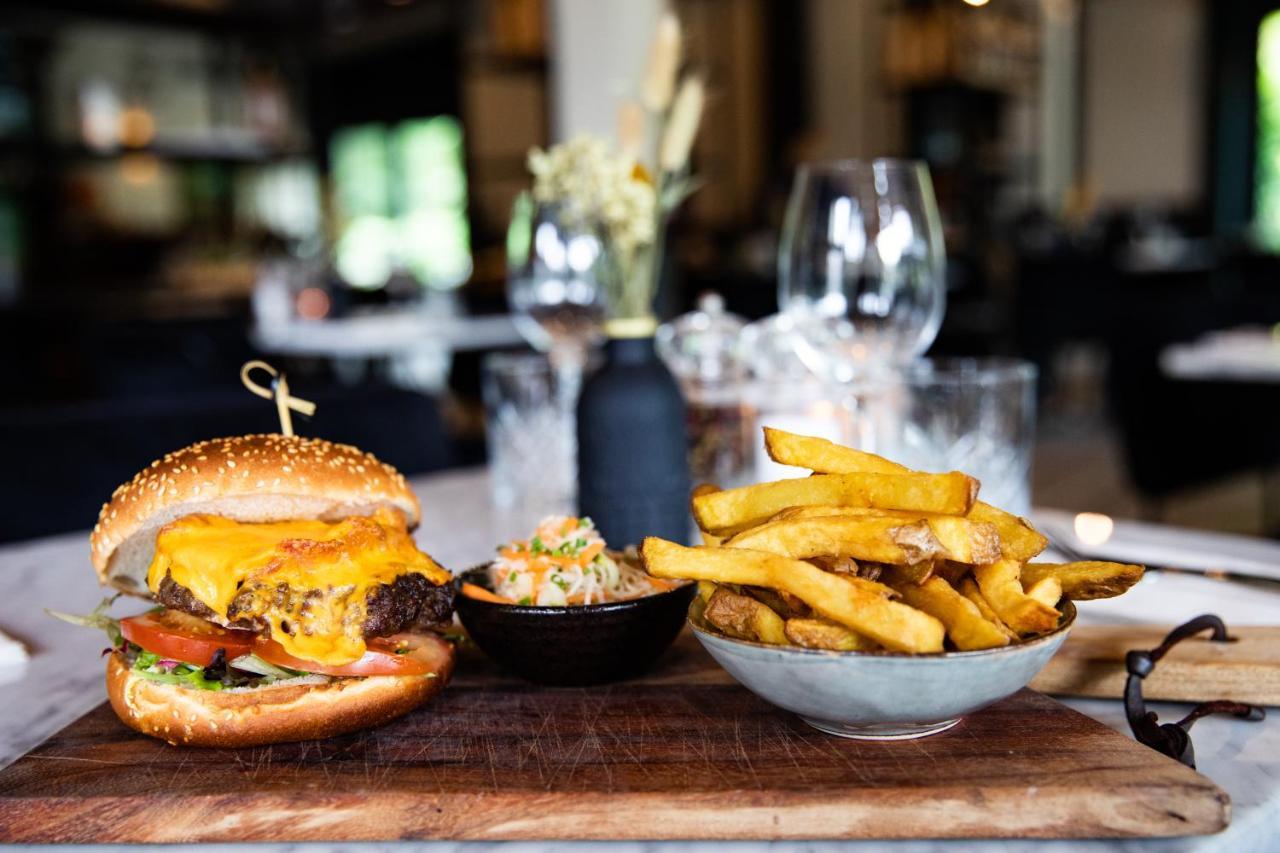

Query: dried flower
[659,76,704,173]
[617,100,646,161]
[528,135,656,254]
[640,10,682,112]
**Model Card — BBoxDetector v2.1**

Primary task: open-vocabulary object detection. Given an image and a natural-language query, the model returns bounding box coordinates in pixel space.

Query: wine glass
[778,159,946,380]
[506,194,608,372]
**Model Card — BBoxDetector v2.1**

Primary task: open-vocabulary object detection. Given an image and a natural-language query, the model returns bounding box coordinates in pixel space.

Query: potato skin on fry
[1022,561,1144,600]
[641,537,945,653]
[744,585,810,619]
[784,618,877,651]
[703,586,788,644]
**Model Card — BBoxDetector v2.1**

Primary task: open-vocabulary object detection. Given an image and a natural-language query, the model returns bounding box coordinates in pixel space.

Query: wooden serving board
[1032,625,1280,706]
[0,633,1228,843]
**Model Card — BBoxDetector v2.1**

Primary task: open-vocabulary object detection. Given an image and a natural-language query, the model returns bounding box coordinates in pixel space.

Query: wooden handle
[1032,624,1280,707]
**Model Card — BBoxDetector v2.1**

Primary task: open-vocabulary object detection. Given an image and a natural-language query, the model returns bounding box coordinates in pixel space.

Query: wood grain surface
[1032,625,1280,706]
[0,632,1229,842]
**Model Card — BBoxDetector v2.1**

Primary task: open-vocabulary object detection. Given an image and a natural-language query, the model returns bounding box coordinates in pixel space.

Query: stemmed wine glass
[506,194,608,374]
[778,159,946,380]
[499,196,609,513]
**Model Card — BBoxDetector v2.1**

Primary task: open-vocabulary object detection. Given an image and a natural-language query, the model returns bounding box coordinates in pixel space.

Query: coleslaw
[485,516,675,606]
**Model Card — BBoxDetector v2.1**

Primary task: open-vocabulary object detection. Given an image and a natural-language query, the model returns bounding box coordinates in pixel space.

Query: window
[330,116,471,290]
[1255,9,1280,249]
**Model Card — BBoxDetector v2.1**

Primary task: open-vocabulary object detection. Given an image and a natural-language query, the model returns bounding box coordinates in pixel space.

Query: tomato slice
[253,632,451,677]
[120,610,257,667]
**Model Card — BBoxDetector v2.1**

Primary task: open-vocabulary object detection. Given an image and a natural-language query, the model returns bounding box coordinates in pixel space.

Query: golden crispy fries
[767,506,1001,564]
[692,471,979,535]
[957,577,1017,640]
[642,538,945,652]
[784,618,878,651]
[764,427,1046,560]
[973,559,1061,635]
[691,484,725,546]
[882,571,1010,651]
[1024,576,1063,609]
[724,516,945,565]
[1021,561,1145,600]
[703,586,788,644]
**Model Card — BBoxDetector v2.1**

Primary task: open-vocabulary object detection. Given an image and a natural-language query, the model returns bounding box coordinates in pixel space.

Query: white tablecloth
[1,468,1278,852]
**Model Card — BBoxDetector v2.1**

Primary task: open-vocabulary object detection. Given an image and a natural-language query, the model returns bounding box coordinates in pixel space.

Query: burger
[66,433,455,748]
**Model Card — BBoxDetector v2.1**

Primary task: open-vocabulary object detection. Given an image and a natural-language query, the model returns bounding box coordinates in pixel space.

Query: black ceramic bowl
[454,566,696,686]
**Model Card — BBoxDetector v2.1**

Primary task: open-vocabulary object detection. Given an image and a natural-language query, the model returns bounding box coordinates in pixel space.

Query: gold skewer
[239,360,316,437]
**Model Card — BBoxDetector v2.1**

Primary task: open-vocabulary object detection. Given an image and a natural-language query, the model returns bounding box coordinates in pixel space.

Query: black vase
[577,335,691,547]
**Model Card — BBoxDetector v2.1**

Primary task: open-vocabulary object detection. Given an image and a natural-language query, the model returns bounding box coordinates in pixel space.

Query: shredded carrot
[646,576,680,592]
[461,583,516,605]
[579,542,605,564]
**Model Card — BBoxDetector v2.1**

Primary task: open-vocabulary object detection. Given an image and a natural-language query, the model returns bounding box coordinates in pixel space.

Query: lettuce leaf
[47,595,123,647]
[132,650,224,691]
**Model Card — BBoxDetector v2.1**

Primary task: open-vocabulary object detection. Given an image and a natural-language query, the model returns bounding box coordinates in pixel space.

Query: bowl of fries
[639,428,1144,740]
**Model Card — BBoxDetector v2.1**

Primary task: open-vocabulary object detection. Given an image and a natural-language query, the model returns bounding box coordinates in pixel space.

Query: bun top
[90,434,421,593]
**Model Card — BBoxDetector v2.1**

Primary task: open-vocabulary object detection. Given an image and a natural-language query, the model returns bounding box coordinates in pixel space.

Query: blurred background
[1,0,1277,542]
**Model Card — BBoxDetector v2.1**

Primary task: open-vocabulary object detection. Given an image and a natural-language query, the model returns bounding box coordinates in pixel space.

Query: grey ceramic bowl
[691,600,1076,740]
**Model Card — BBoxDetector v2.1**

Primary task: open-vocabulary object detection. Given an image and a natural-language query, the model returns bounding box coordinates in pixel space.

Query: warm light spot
[808,400,837,420]
[1074,512,1114,547]
[963,0,990,6]
[119,105,156,148]
[119,153,160,186]
[296,287,331,321]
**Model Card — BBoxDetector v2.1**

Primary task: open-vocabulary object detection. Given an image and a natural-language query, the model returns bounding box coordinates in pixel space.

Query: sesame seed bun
[90,434,420,595]
[105,648,452,748]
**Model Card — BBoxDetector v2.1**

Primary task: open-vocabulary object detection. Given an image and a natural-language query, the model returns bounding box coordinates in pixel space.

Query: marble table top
[1,468,1277,852]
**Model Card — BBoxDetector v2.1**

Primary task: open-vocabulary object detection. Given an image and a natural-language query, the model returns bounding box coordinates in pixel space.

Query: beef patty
[155,572,454,637]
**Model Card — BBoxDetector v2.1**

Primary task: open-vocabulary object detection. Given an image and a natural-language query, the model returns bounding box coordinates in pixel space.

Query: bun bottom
[105,650,453,748]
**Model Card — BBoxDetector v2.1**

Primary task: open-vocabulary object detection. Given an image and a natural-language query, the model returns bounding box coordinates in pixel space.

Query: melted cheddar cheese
[146,508,450,665]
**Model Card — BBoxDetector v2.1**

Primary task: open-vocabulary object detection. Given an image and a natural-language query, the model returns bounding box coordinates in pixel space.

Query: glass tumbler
[875,358,1037,515]
[483,351,577,532]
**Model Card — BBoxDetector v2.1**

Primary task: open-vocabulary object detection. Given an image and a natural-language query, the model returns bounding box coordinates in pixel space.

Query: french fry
[724,516,945,565]
[703,586,788,644]
[767,505,1001,564]
[691,483,725,546]
[957,576,1017,640]
[973,559,1061,635]
[691,471,979,535]
[764,427,1046,560]
[967,503,1047,562]
[1021,561,1144,600]
[1024,576,1063,609]
[784,618,878,651]
[882,571,1010,651]
[641,538,945,652]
